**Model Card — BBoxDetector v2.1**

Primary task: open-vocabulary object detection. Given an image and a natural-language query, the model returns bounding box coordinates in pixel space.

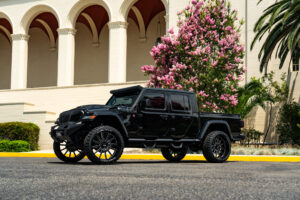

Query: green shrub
[277,102,300,145]
[0,122,40,150]
[0,140,10,152]
[9,140,31,152]
[0,140,30,152]
[242,128,264,146]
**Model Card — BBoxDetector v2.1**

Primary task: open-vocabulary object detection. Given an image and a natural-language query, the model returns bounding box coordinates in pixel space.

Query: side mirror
[140,98,150,110]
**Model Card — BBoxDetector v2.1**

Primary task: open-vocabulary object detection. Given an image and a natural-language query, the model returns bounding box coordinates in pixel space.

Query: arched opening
[126,0,166,81]
[74,5,109,85]
[27,12,58,88]
[0,17,12,89]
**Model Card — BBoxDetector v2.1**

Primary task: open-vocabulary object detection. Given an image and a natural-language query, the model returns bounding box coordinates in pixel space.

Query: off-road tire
[202,131,231,163]
[161,145,188,162]
[84,125,124,164]
[53,141,85,163]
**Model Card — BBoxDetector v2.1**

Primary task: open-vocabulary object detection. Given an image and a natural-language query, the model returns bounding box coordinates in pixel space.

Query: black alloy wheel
[161,145,188,162]
[84,126,124,164]
[53,140,85,163]
[202,131,231,163]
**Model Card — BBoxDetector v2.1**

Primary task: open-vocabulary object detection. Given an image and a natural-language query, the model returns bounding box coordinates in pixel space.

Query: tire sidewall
[84,126,124,164]
[202,131,231,163]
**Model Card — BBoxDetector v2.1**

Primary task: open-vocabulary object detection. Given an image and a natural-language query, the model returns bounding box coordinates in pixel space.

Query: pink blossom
[168,28,174,34]
[141,0,245,113]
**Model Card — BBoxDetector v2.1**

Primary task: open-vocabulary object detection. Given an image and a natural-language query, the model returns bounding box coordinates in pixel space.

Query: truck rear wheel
[84,126,124,164]
[161,145,188,162]
[202,131,231,163]
[53,141,85,163]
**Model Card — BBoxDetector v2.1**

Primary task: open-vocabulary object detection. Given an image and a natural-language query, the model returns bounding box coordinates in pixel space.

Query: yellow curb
[0,153,299,162]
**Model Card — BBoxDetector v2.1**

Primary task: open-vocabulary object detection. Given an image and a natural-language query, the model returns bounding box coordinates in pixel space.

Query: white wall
[0,82,146,117]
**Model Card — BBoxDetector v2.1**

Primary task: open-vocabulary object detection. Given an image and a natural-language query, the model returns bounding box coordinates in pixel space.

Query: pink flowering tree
[141,0,245,112]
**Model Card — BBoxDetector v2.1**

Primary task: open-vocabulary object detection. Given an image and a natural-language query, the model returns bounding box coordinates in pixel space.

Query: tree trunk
[263,103,273,145]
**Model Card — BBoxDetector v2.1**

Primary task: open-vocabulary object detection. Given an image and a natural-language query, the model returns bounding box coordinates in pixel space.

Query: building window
[292,57,299,71]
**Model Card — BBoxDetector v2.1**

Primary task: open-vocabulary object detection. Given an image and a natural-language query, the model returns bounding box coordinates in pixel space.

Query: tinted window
[171,94,190,111]
[142,92,165,110]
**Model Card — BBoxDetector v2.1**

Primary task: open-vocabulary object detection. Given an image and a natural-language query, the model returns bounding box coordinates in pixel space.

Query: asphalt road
[0,157,299,200]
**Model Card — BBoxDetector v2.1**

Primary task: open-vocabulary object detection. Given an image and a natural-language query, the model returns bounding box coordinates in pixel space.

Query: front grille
[59,109,83,124]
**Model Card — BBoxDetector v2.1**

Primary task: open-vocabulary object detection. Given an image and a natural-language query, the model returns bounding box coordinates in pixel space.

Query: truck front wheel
[84,126,124,164]
[53,141,85,163]
[202,131,231,163]
[161,145,188,162]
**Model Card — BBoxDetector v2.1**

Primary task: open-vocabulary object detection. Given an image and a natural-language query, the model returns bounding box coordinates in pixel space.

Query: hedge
[0,140,31,152]
[0,122,40,150]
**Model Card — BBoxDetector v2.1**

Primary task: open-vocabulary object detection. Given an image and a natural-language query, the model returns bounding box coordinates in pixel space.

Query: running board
[128,138,200,143]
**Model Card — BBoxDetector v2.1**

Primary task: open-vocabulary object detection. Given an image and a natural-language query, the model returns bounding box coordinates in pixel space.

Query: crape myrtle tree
[141,0,246,112]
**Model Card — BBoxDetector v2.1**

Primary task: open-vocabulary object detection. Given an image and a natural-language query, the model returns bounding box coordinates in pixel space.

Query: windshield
[106,91,140,107]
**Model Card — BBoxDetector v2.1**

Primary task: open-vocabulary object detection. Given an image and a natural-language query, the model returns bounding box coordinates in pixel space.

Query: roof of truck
[110,85,194,95]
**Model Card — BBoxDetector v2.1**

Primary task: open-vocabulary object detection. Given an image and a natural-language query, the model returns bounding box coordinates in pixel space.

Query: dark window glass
[293,57,299,71]
[171,94,190,111]
[142,93,165,110]
[106,91,140,107]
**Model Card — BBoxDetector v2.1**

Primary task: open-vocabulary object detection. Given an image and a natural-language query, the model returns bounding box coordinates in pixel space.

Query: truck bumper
[50,122,84,142]
[232,134,245,141]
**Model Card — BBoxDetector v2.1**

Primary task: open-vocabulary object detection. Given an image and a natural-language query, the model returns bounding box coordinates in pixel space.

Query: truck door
[136,90,169,138]
[168,93,193,139]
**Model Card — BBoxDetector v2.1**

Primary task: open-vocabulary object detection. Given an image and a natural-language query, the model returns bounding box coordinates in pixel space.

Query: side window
[171,94,190,111]
[142,92,166,110]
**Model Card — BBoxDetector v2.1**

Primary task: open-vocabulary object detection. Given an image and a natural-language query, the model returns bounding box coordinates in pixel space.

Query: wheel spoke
[95,135,102,143]
[108,150,113,157]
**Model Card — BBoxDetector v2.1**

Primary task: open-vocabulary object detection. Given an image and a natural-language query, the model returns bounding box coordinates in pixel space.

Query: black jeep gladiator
[50,85,245,164]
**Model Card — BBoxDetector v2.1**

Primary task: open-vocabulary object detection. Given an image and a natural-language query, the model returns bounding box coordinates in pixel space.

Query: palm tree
[251,0,300,72]
[228,79,273,119]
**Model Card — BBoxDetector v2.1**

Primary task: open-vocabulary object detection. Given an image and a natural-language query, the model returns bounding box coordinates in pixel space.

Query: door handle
[160,115,168,120]
[183,116,191,119]
[136,113,143,117]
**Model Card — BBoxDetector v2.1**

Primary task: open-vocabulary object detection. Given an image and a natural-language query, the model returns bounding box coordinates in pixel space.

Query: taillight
[240,120,245,128]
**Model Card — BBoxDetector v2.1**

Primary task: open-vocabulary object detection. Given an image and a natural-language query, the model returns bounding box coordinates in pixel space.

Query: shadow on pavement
[47,160,235,165]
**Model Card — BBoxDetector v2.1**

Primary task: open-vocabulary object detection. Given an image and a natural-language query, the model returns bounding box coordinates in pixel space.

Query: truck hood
[76,104,111,111]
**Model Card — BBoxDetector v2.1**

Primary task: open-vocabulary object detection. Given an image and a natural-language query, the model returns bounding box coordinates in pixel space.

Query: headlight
[82,115,96,120]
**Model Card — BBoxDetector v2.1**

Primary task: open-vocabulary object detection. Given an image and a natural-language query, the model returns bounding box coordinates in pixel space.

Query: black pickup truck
[50,85,244,164]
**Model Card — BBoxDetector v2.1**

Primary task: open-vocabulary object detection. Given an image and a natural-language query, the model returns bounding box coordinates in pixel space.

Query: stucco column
[108,21,128,83]
[10,34,29,89]
[57,28,76,87]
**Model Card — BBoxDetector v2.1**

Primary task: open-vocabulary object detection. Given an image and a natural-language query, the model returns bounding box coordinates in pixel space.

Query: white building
[0,0,299,149]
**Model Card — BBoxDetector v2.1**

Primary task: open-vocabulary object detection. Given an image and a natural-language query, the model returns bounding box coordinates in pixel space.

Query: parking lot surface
[0,157,299,200]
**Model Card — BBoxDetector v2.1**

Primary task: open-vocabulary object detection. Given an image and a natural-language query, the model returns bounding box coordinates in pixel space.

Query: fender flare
[93,113,129,138]
[198,120,233,140]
